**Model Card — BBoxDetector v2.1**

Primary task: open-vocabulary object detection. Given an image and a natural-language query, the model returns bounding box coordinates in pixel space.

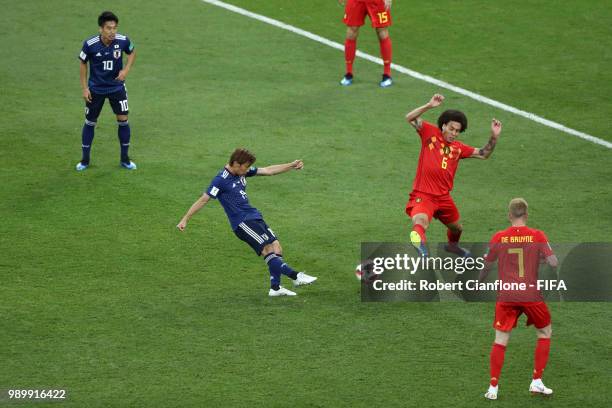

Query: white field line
[201,0,612,149]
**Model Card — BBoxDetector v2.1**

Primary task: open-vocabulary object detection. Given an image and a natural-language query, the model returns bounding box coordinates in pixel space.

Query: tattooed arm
[406,94,444,132]
[471,119,502,159]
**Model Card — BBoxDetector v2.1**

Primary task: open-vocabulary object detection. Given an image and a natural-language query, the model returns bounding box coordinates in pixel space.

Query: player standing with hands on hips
[76,11,137,171]
[405,94,503,257]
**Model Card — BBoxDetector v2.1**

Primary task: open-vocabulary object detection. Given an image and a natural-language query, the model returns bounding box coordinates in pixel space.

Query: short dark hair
[437,110,468,133]
[229,148,256,166]
[98,11,119,27]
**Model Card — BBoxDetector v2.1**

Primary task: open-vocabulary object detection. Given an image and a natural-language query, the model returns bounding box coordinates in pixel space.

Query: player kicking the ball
[405,94,502,257]
[480,198,558,400]
[177,148,317,297]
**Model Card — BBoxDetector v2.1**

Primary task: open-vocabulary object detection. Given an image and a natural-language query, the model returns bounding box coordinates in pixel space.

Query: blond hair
[508,198,528,218]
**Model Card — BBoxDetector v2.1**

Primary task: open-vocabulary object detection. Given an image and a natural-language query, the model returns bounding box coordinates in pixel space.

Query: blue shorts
[234,219,278,255]
[86,87,129,121]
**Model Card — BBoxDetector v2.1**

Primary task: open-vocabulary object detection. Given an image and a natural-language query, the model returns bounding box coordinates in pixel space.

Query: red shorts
[405,191,460,225]
[493,302,551,332]
[343,0,392,28]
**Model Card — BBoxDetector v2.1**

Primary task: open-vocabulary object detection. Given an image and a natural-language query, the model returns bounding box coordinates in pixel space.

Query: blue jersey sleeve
[79,41,89,62]
[205,176,225,199]
[124,36,135,54]
[246,167,258,177]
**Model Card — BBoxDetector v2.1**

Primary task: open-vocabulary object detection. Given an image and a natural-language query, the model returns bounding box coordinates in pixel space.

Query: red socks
[489,343,506,386]
[447,228,462,246]
[379,37,392,76]
[489,338,550,387]
[412,224,426,243]
[346,37,392,76]
[344,39,356,75]
[533,338,551,379]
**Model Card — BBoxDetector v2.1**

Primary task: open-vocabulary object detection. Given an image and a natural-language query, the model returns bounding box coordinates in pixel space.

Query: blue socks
[80,119,132,164]
[81,120,96,163]
[264,253,298,289]
[117,120,131,162]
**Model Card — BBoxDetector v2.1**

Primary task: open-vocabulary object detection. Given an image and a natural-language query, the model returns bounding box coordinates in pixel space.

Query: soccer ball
[355,259,378,283]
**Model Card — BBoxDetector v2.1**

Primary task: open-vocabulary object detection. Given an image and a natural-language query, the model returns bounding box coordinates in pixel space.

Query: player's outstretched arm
[116,49,137,81]
[405,94,444,131]
[177,193,211,231]
[257,160,304,176]
[470,119,502,159]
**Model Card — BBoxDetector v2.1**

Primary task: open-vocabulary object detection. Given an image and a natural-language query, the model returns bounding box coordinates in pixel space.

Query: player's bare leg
[444,221,471,258]
[485,330,511,400]
[410,213,429,256]
[376,27,393,87]
[262,241,283,257]
[341,26,359,86]
[530,325,553,396]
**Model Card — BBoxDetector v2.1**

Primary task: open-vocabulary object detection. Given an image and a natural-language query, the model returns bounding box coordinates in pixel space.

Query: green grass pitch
[1,0,611,407]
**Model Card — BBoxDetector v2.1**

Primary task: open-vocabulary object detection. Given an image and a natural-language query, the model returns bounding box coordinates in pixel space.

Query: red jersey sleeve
[484,232,501,262]
[536,230,554,258]
[417,121,439,143]
[454,140,477,159]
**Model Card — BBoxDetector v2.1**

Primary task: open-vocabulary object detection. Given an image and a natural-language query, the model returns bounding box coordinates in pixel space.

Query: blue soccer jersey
[206,167,263,230]
[78,34,134,94]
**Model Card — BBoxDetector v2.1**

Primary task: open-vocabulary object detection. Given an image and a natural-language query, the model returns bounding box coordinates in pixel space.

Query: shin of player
[340,0,393,87]
[404,94,502,257]
[77,11,137,171]
[481,198,558,400]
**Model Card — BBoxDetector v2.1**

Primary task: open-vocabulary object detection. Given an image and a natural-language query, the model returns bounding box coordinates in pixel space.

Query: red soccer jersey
[411,121,476,195]
[485,226,554,302]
